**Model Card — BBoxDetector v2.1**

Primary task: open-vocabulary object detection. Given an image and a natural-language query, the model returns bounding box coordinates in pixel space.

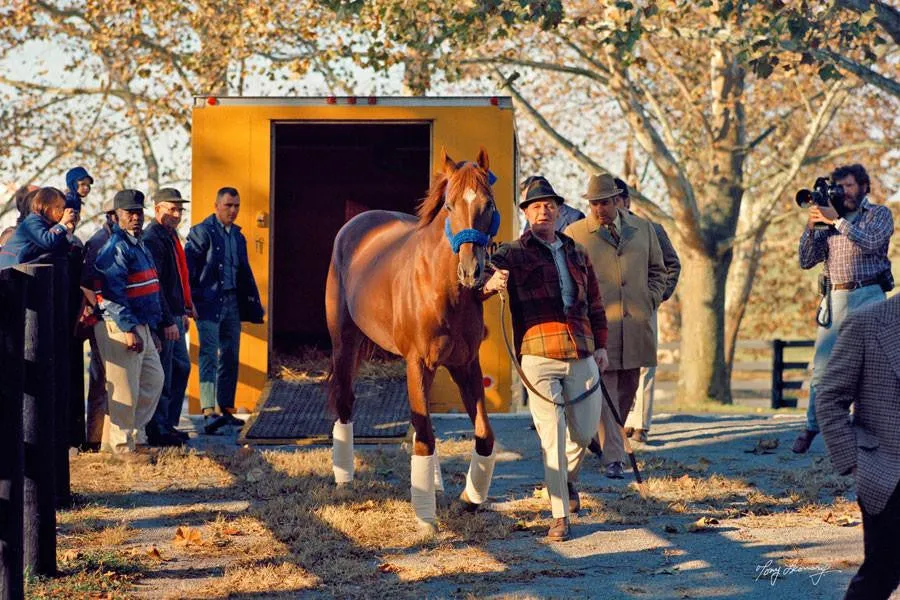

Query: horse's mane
[415,164,486,229]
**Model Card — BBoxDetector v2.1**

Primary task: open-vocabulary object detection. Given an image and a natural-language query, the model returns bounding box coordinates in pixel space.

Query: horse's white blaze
[463,187,477,205]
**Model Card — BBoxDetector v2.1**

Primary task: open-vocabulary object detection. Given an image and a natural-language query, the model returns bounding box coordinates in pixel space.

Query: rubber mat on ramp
[240,379,409,444]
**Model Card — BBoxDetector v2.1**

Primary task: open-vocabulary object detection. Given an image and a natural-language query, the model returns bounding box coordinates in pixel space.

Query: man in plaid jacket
[483,176,608,542]
[816,294,900,600]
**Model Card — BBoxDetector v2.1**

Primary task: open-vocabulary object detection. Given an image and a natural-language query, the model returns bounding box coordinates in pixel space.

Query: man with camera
[792,164,893,454]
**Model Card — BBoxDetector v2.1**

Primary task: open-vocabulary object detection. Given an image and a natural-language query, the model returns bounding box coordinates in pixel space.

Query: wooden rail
[655,339,813,409]
[0,258,73,600]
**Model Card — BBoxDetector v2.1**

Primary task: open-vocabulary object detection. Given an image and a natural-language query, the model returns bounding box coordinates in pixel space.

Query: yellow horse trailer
[187,96,520,415]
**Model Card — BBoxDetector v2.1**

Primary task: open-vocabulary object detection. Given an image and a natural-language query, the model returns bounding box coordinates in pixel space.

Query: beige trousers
[521,354,604,519]
[625,311,658,432]
[598,368,641,465]
[93,321,164,453]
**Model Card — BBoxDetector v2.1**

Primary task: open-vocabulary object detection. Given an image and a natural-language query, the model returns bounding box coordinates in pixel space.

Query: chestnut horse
[325,149,499,532]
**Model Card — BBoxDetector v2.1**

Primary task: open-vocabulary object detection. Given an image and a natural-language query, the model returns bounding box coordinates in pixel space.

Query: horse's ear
[441,147,457,175]
[476,146,490,172]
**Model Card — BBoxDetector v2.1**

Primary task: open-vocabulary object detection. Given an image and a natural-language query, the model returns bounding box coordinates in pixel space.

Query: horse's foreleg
[407,359,438,532]
[448,361,497,509]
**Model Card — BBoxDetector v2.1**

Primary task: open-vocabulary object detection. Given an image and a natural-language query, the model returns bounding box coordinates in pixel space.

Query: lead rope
[497,288,643,485]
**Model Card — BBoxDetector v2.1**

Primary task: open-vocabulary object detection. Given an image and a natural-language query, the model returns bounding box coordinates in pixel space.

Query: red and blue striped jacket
[95,224,163,331]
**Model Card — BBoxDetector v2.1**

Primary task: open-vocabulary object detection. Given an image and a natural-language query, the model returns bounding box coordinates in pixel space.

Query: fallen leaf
[377,562,400,573]
[222,526,242,536]
[687,517,719,532]
[146,546,164,560]
[61,549,81,562]
[836,516,860,527]
[354,500,377,512]
[173,526,206,546]
[745,438,779,454]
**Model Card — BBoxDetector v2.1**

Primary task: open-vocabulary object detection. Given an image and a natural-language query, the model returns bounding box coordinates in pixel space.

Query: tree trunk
[677,248,732,404]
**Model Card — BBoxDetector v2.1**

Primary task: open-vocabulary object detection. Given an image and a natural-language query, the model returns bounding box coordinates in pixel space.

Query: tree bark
[678,249,732,404]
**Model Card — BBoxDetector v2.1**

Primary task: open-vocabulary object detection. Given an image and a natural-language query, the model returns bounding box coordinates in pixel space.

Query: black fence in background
[771,339,816,409]
[1,259,74,600]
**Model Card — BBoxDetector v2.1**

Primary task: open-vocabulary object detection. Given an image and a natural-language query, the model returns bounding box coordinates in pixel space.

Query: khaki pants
[521,354,603,519]
[626,312,658,433]
[93,321,164,453]
[86,329,109,445]
[598,368,641,465]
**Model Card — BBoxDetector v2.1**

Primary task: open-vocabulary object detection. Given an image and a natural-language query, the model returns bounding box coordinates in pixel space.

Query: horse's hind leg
[407,358,439,534]
[447,361,497,510]
[326,263,364,484]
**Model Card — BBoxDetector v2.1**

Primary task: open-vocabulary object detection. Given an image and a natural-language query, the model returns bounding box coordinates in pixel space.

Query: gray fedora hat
[582,173,624,201]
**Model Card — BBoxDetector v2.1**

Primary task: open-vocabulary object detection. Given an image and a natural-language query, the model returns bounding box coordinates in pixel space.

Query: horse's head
[441,147,498,288]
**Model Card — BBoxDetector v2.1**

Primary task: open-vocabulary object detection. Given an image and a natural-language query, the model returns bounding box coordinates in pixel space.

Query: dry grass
[271,348,406,382]
[59,429,861,598]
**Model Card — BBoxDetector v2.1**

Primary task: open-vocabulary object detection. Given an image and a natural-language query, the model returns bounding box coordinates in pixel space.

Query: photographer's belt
[832,278,879,291]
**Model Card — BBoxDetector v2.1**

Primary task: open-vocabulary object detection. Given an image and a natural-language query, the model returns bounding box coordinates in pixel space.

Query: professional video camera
[795,177,849,230]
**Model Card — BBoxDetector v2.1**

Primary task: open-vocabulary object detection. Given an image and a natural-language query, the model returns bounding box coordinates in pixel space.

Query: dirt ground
[36,410,900,600]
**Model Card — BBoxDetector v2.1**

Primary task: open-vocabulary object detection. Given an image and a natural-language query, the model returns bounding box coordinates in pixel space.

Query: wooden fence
[655,339,814,409]
[0,259,74,600]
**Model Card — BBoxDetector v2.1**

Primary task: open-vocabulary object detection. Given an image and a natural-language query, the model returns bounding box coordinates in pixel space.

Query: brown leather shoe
[792,429,817,454]
[546,517,569,542]
[567,482,581,514]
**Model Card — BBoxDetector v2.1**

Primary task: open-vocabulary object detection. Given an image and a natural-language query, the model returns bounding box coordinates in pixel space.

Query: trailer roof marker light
[326,96,337,104]
[489,96,499,106]
[367,96,377,105]
[206,96,218,106]
[347,96,357,105]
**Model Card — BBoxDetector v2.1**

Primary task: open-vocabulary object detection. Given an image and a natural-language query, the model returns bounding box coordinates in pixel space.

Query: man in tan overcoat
[565,173,667,478]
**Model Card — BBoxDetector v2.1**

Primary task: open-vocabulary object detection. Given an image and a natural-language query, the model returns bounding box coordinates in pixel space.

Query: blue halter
[444,210,500,254]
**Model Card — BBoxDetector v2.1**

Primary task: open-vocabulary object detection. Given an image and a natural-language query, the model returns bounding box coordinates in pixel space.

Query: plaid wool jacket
[487,231,608,360]
[816,294,900,515]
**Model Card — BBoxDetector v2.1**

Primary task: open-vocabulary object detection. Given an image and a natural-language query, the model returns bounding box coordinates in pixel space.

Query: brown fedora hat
[519,175,564,209]
[582,173,623,201]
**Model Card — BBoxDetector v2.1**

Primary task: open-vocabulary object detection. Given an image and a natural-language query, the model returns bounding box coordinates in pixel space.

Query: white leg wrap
[463,450,496,505]
[433,451,445,492]
[410,454,437,525]
[332,421,354,484]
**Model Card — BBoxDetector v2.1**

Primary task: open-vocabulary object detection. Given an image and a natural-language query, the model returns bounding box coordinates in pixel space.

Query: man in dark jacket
[94,189,164,455]
[185,187,264,433]
[78,198,117,451]
[142,188,193,447]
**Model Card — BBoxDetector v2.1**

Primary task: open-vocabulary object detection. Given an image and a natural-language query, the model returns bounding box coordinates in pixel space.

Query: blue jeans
[150,318,190,430]
[806,285,884,432]
[197,293,241,412]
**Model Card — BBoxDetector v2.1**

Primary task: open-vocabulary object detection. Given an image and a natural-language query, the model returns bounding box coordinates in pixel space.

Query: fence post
[771,339,785,409]
[51,258,71,509]
[20,264,56,577]
[0,269,26,600]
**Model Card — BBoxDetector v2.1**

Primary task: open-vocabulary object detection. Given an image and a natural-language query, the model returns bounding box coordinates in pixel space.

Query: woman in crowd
[0,186,77,268]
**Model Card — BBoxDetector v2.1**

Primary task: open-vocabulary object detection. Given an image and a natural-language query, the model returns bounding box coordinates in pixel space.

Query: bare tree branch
[492,68,674,228]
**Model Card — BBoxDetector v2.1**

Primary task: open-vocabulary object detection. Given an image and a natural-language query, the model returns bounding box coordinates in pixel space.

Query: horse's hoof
[457,489,480,513]
[416,520,438,537]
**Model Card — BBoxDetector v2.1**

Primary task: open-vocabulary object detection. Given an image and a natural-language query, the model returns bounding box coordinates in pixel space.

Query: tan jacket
[565,209,666,369]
